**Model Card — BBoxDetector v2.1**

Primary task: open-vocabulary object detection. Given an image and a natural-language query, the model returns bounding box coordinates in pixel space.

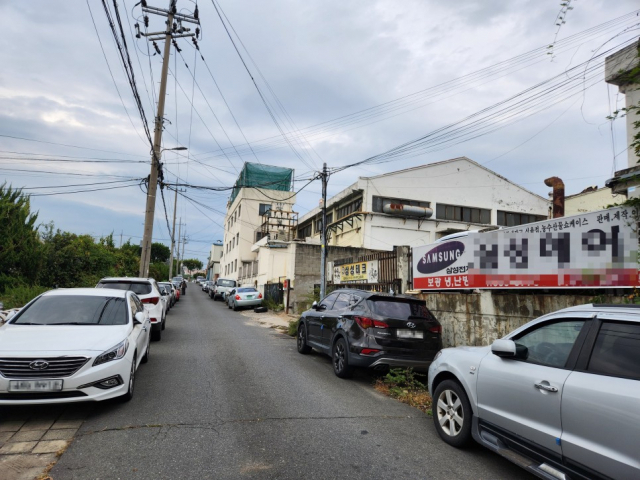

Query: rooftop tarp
[229,163,294,206]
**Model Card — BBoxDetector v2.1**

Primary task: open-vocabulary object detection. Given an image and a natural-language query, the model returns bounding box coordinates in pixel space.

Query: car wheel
[120,355,136,402]
[332,337,354,378]
[161,314,166,331]
[233,302,239,311]
[433,380,473,448]
[141,338,150,364]
[151,327,162,341]
[297,323,312,354]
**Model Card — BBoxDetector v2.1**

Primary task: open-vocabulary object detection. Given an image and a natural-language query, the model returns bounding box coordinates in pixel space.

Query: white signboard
[413,207,639,290]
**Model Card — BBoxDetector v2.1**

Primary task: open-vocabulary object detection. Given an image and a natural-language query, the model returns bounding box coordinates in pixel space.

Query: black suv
[296,289,442,378]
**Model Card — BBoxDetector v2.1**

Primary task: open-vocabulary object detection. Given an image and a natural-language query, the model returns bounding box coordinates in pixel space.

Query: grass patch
[262,298,284,312]
[0,284,49,309]
[374,368,433,415]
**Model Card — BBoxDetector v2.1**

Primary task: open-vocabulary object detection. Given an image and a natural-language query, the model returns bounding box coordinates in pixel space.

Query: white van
[210,278,237,301]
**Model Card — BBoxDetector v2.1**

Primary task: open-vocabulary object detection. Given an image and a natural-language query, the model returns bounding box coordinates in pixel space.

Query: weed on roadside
[287,319,298,336]
[374,368,432,415]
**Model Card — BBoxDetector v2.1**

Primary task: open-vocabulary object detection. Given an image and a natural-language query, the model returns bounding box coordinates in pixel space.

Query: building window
[436,203,491,224]
[315,213,333,233]
[238,205,241,217]
[298,223,312,239]
[336,198,363,220]
[372,196,430,213]
[236,233,239,246]
[256,231,266,242]
[259,203,271,216]
[234,260,237,272]
[497,210,546,227]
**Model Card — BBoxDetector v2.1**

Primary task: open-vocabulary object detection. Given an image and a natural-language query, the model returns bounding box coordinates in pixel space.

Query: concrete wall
[290,243,381,313]
[416,291,626,348]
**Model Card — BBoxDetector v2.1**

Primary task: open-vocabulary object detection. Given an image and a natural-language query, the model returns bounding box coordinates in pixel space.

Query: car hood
[0,324,130,354]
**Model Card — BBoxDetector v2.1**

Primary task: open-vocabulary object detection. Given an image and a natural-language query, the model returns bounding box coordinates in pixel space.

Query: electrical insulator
[172,21,177,32]
[195,27,200,38]
[194,6,199,19]
[143,15,149,27]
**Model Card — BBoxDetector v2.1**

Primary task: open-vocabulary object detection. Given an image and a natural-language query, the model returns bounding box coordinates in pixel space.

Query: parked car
[202,281,213,293]
[157,282,175,310]
[296,289,442,378]
[210,278,237,301]
[227,287,263,311]
[0,288,150,404]
[96,277,165,341]
[428,303,640,479]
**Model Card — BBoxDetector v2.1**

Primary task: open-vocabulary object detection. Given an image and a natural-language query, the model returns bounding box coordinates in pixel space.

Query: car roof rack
[592,304,640,309]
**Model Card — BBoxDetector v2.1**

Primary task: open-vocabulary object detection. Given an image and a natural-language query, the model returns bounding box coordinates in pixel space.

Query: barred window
[336,198,363,219]
[436,203,491,224]
[497,210,546,227]
[298,223,313,239]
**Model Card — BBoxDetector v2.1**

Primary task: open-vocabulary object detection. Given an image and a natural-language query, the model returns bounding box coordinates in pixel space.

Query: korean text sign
[413,207,639,290]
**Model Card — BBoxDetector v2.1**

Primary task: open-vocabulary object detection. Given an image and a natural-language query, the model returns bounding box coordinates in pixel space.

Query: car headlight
[93,339,129,366]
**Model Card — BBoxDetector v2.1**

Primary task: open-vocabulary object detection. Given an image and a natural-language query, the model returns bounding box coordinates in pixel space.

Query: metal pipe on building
[544,176,565,218]
[382,203,433,218]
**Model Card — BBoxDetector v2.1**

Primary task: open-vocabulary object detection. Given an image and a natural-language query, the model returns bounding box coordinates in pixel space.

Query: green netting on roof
[229,163,294,206]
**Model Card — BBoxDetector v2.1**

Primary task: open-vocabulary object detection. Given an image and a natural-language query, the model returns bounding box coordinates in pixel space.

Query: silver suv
[428,304,640,479]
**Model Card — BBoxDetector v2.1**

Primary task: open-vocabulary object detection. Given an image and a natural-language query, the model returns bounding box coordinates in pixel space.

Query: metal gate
[264,282,283,304]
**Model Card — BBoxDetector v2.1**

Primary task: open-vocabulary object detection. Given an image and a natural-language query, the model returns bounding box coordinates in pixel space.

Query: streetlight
[167,146,188,280]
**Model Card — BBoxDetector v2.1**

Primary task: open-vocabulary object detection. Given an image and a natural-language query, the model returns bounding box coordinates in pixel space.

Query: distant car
[227,287,263,311]
[428,304,640,479]
[96,277,165,341]
[196,276,205,285]
[0,288,150,404]
[296,289,442,378]
[157,282,175,309]
[211,278,237,301]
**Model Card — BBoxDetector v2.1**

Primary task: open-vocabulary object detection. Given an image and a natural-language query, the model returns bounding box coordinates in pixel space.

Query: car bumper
[236,299,262,308]
[0,357,133,405]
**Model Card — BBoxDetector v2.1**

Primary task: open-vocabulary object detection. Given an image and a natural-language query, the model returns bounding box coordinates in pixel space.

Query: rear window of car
[238,288,257,293]
[369,299,435,320]
[218,280,236,287]
[12,295,128,325]
[97,281,152,295]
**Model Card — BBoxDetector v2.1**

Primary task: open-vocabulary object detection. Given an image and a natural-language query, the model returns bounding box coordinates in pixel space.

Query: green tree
[182,258,203,271]
[0,184,41,292]
[151,242,171,263]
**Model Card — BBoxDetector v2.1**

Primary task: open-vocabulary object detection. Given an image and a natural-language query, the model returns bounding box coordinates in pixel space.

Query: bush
[263,298,283,312]
[287,319,298,336]
[0,285,50,309]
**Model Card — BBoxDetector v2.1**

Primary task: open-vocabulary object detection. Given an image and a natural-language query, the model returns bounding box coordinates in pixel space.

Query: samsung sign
[412,207,640,290]
[417,242,465,274]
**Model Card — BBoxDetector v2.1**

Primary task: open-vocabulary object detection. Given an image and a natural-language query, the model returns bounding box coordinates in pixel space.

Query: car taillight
[429,325,442,334]
[150,317,158,323]
[360,348,381,355]
[258,293,262,299]
[141,297,160,305]
[354,316,388,329]
[235,295,241,300]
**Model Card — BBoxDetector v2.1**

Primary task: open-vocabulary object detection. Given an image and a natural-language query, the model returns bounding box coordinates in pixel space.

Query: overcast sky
[1,0,638,263]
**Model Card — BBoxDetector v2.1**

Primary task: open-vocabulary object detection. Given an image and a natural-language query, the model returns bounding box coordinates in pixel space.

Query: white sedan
[0,288,151,405]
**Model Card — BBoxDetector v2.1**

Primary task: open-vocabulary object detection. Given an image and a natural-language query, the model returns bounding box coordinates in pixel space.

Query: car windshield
[369,299,435,320]
[238,288,257,293]
[12,295,128,325]
[97,281,152,295]
[218,280,236,287]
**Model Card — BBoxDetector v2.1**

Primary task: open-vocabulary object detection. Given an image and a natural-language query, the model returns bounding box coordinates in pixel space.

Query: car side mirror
[134,311,146,324]
[311,301,318,310]
[491,339,527,359]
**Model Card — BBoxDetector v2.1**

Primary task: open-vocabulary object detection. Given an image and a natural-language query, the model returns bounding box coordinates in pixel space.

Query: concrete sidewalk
[0,404,92,480]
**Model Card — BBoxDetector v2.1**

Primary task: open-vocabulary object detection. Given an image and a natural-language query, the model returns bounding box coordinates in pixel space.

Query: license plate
[397,329,424,339]
[9,380,63,392]
[246,295,254,299]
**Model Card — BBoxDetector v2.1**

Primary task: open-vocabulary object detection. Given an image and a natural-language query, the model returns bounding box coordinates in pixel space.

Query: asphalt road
[39,289,529,479]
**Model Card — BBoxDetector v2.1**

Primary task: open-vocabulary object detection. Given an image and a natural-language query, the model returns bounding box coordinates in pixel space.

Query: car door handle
[534,383,558,393]
[142,326,147,332]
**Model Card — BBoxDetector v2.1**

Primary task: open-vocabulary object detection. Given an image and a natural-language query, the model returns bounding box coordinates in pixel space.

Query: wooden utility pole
[137,0,199,277]
[319,163,328,300]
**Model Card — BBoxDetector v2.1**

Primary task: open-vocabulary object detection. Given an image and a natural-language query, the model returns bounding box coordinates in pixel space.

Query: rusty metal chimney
[544,176,565,218]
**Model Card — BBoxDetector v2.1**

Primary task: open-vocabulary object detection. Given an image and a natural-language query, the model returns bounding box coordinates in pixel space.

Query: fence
[329,247,403,294]
[264,282,283,304]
